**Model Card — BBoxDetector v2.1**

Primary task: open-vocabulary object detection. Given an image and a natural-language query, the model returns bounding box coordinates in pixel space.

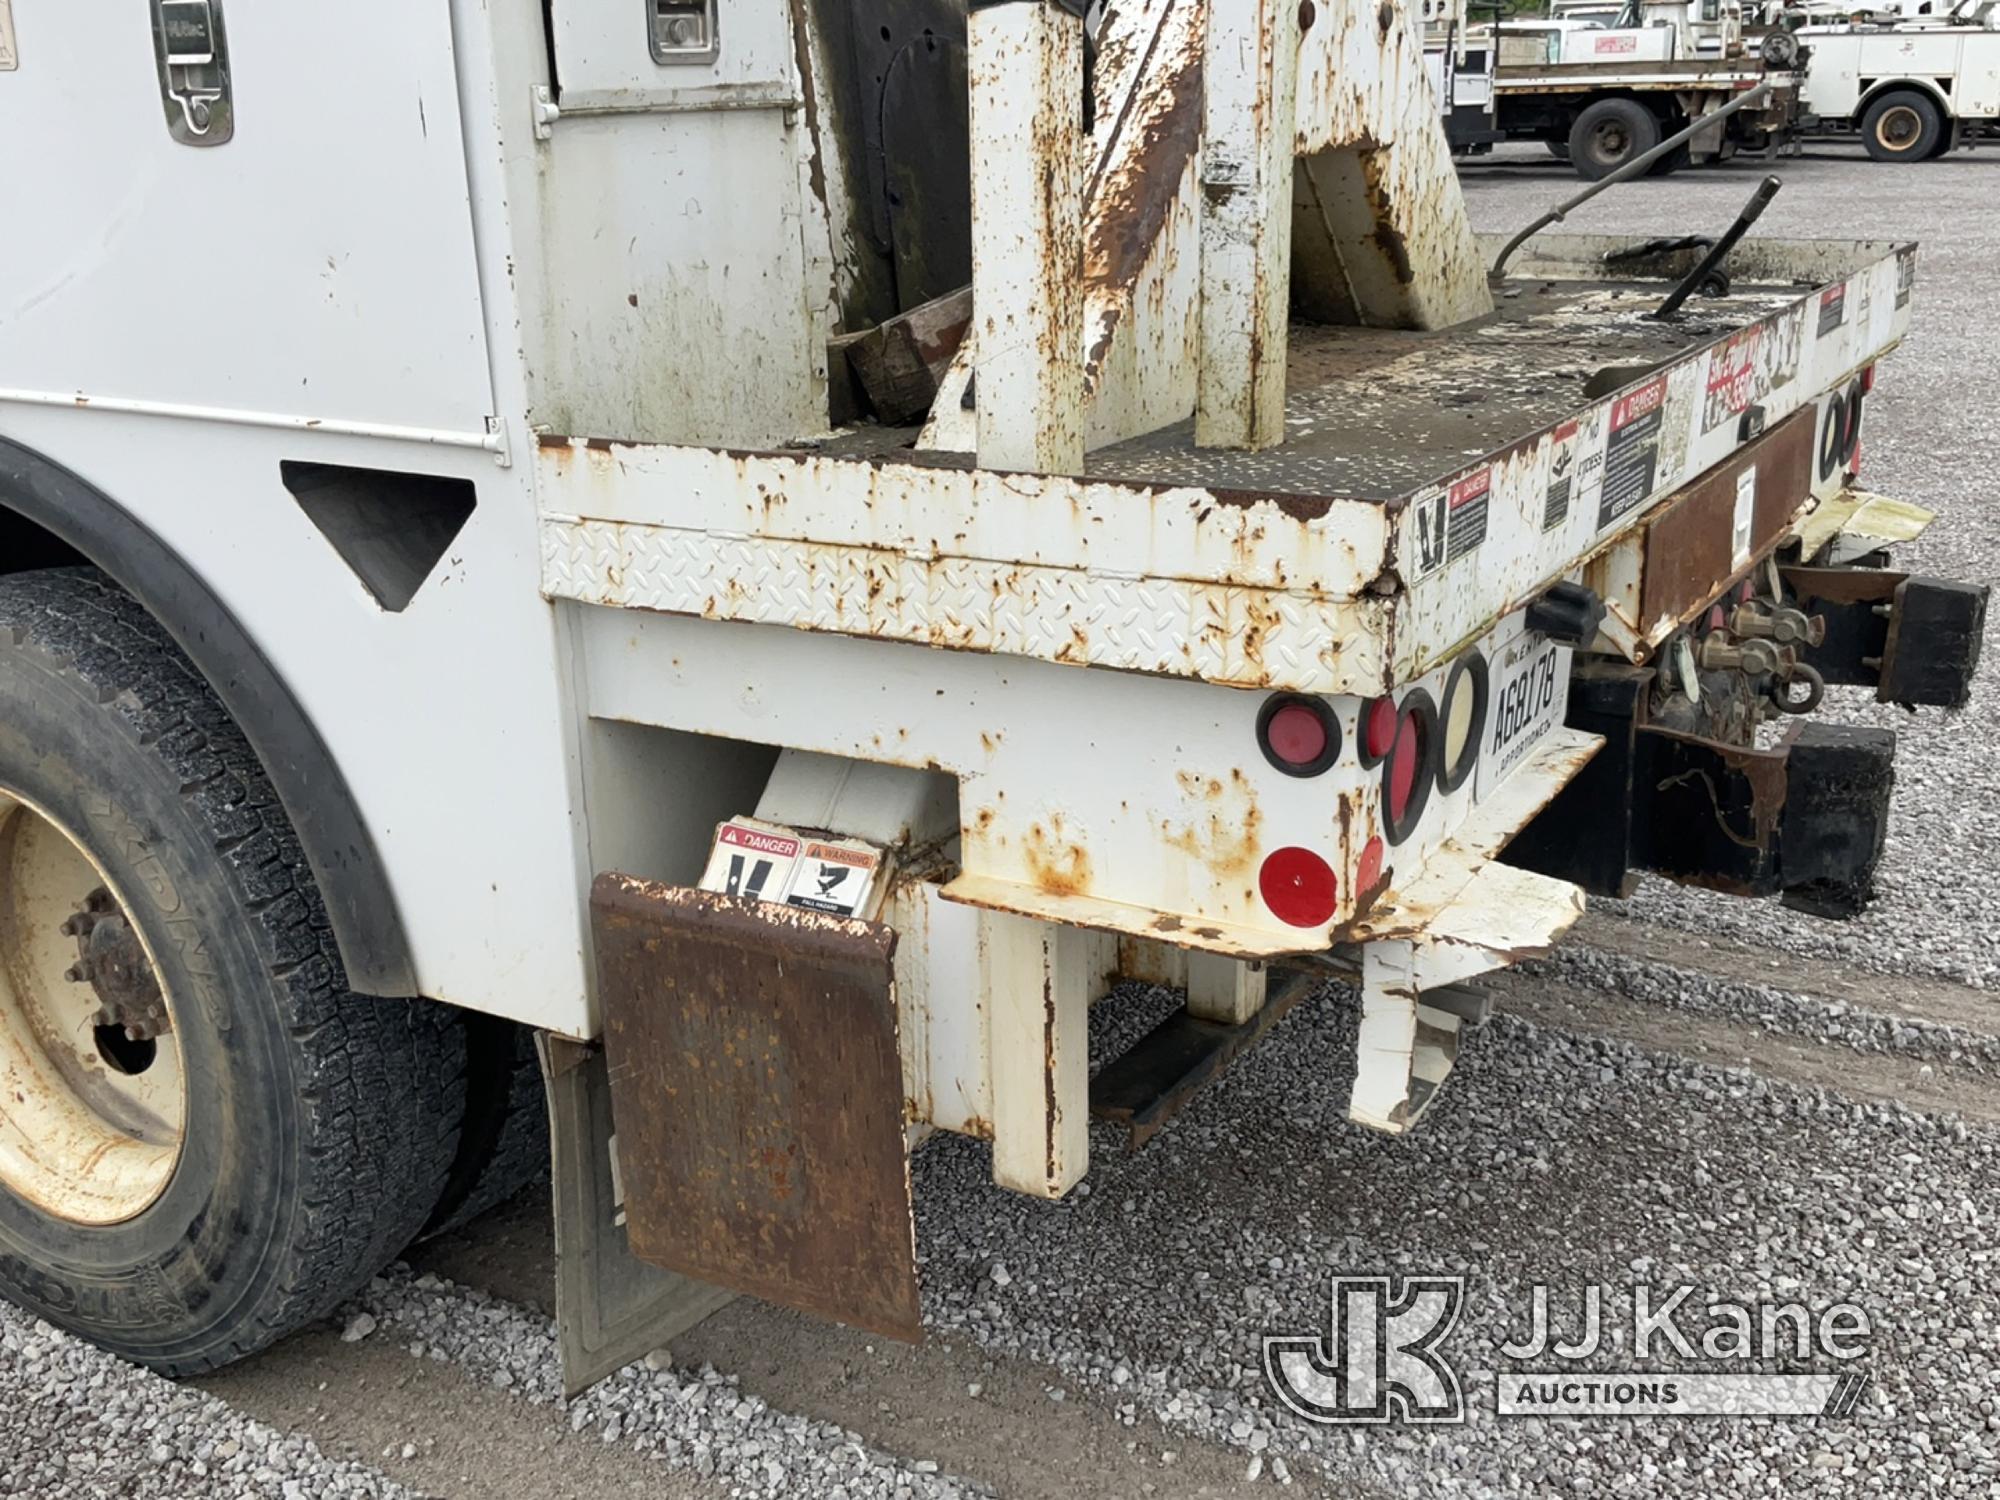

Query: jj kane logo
[1264,1277,1873,1423]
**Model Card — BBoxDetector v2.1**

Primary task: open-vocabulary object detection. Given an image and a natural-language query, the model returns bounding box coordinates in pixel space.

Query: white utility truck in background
[0,0,1985,1393]
[1428,0,1804,175]
[1763,0,2000,158]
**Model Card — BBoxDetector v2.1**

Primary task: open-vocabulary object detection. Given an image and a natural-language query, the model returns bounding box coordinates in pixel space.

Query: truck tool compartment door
[0,4,494,436]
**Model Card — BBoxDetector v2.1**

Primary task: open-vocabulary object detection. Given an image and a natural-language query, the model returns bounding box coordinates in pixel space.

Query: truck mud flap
[539,1032,737,1397]
[591,875,923,1343]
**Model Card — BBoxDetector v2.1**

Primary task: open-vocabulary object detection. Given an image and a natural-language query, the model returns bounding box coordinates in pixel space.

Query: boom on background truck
[0,0,1985,1390]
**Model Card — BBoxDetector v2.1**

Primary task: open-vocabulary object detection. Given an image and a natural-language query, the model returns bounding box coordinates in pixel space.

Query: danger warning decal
[1597,377,1668,531]
[1446,467,1491,562]
[1817,284,1847,339]
[704,821,802,903]
[1896,250,1916,310]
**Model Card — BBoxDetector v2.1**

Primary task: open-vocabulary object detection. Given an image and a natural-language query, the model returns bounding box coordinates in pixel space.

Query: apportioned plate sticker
[1475,629,1570,802]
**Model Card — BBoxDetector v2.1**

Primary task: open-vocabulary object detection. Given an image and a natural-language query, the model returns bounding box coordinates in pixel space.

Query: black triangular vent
[280,461,476,613]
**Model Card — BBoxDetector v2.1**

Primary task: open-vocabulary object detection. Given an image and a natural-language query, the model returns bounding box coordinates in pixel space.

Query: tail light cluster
[1251,651,1492,928]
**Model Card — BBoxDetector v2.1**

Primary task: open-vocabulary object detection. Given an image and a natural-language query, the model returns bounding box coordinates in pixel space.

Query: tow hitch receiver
[591,875,922,1342]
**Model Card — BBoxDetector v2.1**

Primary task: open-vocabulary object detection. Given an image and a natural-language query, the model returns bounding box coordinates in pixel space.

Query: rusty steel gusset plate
[591,874,922,1343]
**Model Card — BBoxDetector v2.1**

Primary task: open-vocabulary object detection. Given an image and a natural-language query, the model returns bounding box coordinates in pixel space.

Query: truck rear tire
[0,568,466,1375]
[1568,99,1661,180]
[422,1015,549,1237]
[1861,91,1943,162]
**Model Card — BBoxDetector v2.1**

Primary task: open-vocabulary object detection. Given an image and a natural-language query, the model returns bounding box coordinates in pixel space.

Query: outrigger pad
[591,875,922,1342]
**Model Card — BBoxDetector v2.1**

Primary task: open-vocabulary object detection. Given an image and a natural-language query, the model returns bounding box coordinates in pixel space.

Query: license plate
[1474,629,1569,801]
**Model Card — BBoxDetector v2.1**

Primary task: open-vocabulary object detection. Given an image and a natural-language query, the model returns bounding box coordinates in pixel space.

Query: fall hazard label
[1596,377,1667,531]
[783,840,882,916]
[1817,284,1847,338]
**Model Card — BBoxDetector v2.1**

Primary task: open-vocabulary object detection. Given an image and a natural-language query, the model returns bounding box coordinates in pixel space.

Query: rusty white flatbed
[538,233,1914,698]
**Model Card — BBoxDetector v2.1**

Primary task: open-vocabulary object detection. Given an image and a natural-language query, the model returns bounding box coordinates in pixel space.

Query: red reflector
[1364,697,1398,761]
[1265,703,1328,767]
[1357,835,1386,894]
[1388,714,1422,822]
[1259,847,1339,928]
[1860,363,1876,395]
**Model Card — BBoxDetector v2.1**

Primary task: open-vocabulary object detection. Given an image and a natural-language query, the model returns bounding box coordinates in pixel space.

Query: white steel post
[1185,952,1268,1026]
[1196,0,1302,451]
[967,1,1087,476]
[981,910,1091,1197]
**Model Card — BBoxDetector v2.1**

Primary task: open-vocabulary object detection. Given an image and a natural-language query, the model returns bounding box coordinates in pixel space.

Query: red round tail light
[1259,846,1339,928]
[1257,695,1341,777]
[1360,697,1399,766]
[1380,688,1437,846]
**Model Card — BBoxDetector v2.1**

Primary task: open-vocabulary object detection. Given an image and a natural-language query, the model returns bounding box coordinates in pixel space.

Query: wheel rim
[1589,120,1632,165]
[0,789,185,1225]
[1876,106,1921,151]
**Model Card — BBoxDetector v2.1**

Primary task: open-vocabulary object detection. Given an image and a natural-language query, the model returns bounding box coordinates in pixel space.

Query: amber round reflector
[1259,847,1339,928]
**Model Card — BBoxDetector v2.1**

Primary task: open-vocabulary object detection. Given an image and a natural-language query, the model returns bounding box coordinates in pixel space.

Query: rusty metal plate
[1638,409,1814,630]
[591,874,921,1342]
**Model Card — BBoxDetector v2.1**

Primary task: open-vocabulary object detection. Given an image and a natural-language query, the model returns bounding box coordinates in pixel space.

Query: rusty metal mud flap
[591,875,923,1343]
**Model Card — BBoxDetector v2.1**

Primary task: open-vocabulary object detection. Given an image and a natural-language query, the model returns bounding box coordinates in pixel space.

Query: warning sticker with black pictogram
[702,821,803,904]
[1817,284,1847,338]
[1446,467,1491,561]
[1597,376,1668,531]
[783,840,884,917]
[1543,422,1580,530]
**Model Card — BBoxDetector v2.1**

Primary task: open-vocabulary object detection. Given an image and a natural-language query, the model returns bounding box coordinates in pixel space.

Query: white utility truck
[1431,0,1804,175]
[0,0,1985,1391]
[1767,0,2000,158]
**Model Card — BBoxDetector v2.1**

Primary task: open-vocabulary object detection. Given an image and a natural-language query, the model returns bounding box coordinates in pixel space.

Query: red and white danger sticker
[699,819,886,918]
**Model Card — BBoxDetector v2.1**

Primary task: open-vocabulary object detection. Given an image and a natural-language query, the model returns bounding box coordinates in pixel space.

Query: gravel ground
[0,1301,415,1499]
[3,147,1997,1500]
